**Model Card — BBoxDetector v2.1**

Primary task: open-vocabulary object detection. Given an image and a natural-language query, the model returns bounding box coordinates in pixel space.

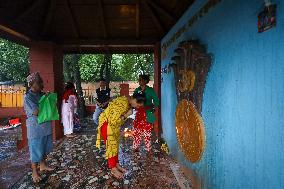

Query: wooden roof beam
[98,0,107,38]
[66,0,80,38]
[16,0,44,21]
[143,0,165,34]
[146,0,176,22]
[0,24,30,42]
[63,46,154,54]
[42,0,56,36]
[136,0,140,39]
[60,38,159,46]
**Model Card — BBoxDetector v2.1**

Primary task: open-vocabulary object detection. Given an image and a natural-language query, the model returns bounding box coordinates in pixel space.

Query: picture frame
[258,4,277,33]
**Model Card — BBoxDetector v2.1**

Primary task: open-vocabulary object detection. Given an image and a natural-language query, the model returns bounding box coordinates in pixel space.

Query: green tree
[71,54,86,118]
[117,54,136,81]
[63,54,74,82]
[0,38,29,82]
[63,54,86,118]
[115,54,154,81]
[79,54,104,82]
[110,54,124,81]
[134,54,154,80]
[0,37,154,83]
[66,53,154,82]
[102,54,112,83]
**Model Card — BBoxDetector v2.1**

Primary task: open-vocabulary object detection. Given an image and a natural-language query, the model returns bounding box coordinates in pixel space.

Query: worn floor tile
[2,118,185,189]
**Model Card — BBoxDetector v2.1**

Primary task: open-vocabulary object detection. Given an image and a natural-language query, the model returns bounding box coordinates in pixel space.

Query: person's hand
[33,109,39,116]
[120,115,126,120]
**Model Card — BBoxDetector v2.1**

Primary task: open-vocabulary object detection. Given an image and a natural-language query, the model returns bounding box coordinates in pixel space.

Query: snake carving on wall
[171,40,212,163]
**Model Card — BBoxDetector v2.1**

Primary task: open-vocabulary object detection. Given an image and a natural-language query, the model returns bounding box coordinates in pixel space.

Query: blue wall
[161,0,284,188]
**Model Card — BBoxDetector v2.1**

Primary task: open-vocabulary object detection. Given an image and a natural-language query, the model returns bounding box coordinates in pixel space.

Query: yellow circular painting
[175,99,205,163]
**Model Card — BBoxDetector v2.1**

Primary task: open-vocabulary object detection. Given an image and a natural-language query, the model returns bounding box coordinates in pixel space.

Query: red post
[154,42,162,137]
[120,83,130,97]
[17,116,28,150]
[29,41,64,141]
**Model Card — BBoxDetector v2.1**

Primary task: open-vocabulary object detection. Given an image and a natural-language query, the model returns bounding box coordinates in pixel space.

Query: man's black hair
[133,92,146,104]
[65,82,75,90]
[100,78,106,82]
[139,74,150,84]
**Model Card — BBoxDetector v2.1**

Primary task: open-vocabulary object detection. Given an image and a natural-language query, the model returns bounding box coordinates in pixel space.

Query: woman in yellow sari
[96,96,133,179]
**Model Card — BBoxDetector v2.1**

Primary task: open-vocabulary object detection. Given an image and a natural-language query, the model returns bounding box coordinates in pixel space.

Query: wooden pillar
[154,42,162,137]
[29,41,64,141]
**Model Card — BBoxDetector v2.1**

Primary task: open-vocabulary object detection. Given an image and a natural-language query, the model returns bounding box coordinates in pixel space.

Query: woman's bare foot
[32,170,41,183]
[111,167,124,179]
[40,165,54,172]
[116,164,128,173]
[40,162,54,172]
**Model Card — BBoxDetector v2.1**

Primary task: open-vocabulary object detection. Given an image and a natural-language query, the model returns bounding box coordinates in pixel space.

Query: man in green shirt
[133,75,159,124]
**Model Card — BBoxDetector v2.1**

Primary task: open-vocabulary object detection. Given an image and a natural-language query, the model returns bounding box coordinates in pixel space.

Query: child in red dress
[130,92,152,152]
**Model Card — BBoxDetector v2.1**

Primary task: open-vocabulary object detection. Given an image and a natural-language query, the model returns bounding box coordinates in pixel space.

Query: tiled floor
[0,126,21,162]
[1,118,189,189]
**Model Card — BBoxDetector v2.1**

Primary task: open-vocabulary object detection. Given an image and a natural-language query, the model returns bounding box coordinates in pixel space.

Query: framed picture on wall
[258,4,277,33]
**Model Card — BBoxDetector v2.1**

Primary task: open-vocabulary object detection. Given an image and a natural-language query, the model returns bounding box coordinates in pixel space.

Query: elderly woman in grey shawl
[24,72,54,183]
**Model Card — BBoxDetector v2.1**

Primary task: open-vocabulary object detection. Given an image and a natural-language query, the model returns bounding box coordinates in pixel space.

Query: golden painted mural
[171,40,211,162]
[176,100,205,163]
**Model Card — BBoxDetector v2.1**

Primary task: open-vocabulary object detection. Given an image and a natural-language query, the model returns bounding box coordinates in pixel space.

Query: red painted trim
[154,42,162,137]
[17,116,28,150]
[0,107,25,117]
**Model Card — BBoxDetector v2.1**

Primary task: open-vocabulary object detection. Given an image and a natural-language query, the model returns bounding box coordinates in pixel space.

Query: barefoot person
[133,75,159,134]
[130,92,153,153]
[62,82,78,138]
[24,72,54,183]
[96,96,132,179]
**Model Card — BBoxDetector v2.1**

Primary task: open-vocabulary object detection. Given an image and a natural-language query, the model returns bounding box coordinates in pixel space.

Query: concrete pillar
[154,43,162,137]
[29,41,64,140]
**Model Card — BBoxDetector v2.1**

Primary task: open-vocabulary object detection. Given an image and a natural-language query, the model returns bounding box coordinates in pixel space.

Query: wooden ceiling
[0,0,194,53]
